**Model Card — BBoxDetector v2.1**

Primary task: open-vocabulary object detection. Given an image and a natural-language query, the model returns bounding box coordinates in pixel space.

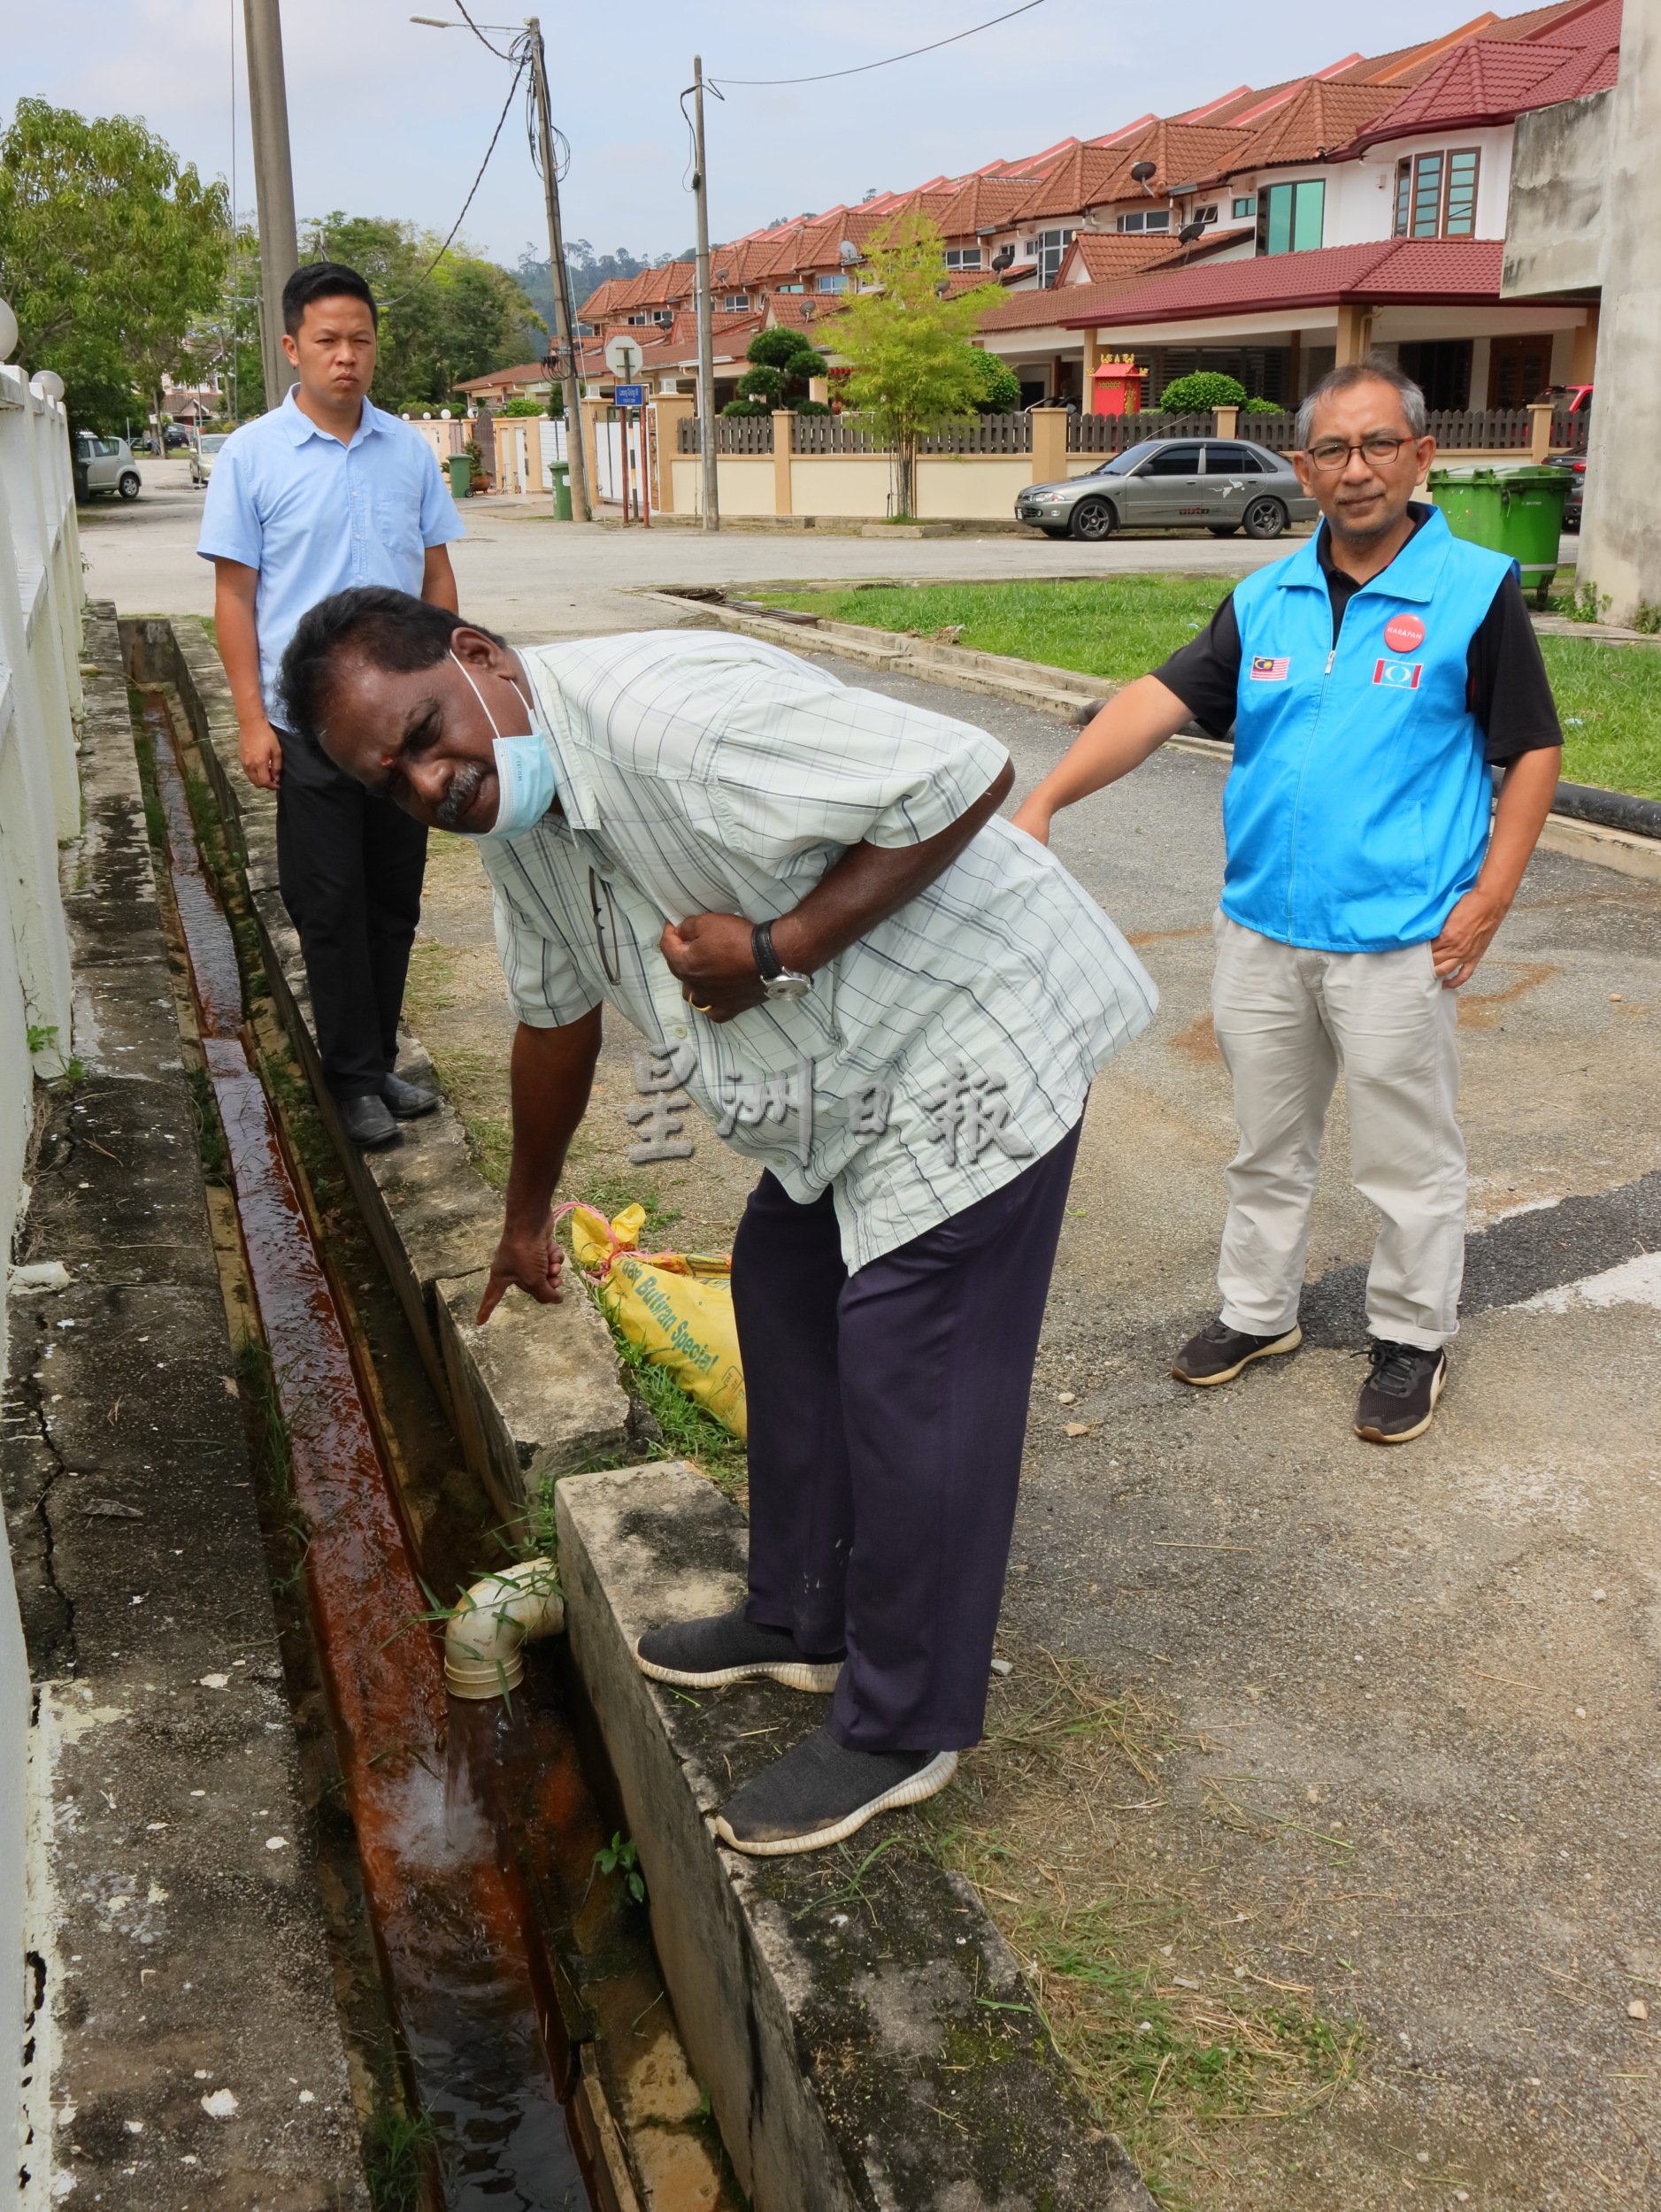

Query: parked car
[1016,435,1316,542]
[190,431,232,487]
[1553,453,1587,532]
[73,431,142,502]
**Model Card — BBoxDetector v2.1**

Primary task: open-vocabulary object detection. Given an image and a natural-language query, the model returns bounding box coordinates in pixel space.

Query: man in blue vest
[1014,360,1563,1443]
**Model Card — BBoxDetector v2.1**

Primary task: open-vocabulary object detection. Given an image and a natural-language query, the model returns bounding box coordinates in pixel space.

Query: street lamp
[0,298,19,365]
[409,12,590,521]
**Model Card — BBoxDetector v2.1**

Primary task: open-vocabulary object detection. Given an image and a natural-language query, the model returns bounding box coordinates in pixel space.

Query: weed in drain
[590,1831,647,1906]
[362,2101,441,2212]
[234,1332,294,1502]
[186,1062,230,1183]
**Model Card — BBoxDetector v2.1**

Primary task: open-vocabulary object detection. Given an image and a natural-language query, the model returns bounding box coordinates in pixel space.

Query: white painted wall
[1238,127,1516,249]
[0,356,82,2212]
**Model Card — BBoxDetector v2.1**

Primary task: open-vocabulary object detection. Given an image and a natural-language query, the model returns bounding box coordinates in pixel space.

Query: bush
[747,326,827,380]
[499,395,550,417]
[1158,370,1247,413]
[967,350,1021,412]
[719,399,770,418]
[733,363,788,409]
[1242,396,1284,415]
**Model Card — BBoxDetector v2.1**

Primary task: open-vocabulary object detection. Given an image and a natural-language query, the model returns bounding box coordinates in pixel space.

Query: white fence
[0,353,83,2210]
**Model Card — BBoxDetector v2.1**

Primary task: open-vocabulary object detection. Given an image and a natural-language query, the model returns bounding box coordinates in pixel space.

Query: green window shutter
[1265,183,1293,256]
[1444,150,1479,236]
[1394,162,1411,236]
[1411,152,1443,237]
[1292,179,1325,252]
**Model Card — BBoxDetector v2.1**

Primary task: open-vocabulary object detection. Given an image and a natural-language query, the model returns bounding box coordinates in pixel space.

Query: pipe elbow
[443,1559,565,1701]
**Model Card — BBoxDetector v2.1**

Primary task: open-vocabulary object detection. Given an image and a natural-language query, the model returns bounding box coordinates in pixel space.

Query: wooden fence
[1068,411,1216,453]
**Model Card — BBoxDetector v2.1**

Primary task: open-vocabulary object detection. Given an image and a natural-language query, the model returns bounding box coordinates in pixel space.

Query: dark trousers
[732,1119,1082,1753]
[274,723,427,1100]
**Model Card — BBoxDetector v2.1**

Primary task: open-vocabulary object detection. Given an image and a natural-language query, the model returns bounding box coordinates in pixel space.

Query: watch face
[765,972,811,1001]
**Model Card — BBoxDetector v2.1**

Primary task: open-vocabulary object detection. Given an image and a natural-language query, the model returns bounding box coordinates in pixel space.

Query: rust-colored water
[147,699,591,2209]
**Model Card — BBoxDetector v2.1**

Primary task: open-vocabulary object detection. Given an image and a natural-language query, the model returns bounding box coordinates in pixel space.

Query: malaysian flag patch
[1373,659,1423,689]
[1249,656,1290,682]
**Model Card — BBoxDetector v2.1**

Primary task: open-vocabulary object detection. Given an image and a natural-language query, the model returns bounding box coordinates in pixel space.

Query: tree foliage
[722,326,829,417]
[829,213,1001,513]
[304,213,542,411]
[0,99,230,433]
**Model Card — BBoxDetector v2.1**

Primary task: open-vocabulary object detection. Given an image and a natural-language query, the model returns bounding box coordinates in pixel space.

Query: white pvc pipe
[443,1560,565,1701]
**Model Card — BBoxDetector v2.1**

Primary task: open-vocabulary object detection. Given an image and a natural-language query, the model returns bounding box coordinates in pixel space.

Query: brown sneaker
[1354,1340,1447,1444]
[1172,1316,1302,1386]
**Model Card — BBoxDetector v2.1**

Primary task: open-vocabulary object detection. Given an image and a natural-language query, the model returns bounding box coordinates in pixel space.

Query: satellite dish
[1130,160,1158,195]
[991,244,1015,270]
[1178,219,1206,243]
[839,238,859,263]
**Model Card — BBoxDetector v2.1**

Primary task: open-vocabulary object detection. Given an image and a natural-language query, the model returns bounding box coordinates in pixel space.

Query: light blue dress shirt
[196,388,465,725]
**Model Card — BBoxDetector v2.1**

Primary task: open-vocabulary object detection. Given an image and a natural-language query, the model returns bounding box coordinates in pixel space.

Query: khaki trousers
[1211,913,1465,1349]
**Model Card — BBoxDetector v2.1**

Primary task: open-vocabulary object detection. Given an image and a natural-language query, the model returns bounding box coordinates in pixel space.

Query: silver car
[1015,435,1316,542]
[73,431,142,502]
[190,430,231,487]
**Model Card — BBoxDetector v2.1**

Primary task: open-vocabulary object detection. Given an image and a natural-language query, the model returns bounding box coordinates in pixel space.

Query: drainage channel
[139,687,616,2211]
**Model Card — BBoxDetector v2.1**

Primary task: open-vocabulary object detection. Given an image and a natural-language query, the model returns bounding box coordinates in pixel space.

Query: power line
[452,0,514,61]
[381,53,527,308]
[710,0,1048,89]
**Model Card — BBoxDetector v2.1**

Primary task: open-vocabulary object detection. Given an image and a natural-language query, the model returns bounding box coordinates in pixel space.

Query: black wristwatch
[751,921,811,1002]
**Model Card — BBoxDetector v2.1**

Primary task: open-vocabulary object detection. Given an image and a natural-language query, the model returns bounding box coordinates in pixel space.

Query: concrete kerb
[636,589,1661,887]
[122,616,630,1533]
[558,1463,1155,2212]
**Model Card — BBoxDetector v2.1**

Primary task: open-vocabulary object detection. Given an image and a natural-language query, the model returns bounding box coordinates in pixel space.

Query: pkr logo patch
[1373,658,1423,689]
[1250,656,1290,682]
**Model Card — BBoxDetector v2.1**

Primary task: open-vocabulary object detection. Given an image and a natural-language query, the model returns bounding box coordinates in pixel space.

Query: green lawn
[755,578,1661,799]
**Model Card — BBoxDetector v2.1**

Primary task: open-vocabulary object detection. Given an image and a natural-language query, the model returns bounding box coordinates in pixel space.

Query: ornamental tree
[829,212,1001,515]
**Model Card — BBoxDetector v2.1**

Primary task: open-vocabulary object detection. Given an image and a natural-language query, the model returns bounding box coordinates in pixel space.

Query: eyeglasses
[1303,434,1411,472]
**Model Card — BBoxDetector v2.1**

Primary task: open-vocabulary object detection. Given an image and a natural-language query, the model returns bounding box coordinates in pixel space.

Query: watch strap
[752,920,782,982]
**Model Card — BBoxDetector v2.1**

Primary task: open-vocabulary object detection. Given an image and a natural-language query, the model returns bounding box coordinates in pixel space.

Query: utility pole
[242,0,300,410]
[690,56,719,530]
[526,19,590,523]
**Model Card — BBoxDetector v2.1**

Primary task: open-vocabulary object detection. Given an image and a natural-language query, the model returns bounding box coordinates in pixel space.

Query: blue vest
[1223,506,1514,953]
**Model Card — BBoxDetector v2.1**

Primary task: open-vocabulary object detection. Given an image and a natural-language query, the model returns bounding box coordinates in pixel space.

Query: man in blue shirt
[1013,361,1563,1445]
[198,261,465,1147]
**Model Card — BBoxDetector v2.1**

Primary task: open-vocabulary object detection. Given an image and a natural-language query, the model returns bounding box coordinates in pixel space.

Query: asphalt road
[89,462,1653,2202]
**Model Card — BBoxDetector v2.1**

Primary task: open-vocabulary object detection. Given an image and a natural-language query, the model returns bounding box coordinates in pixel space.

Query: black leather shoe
[716,1726,957,1857]
[340,1093,400,1148]
[381,1071,438,1118]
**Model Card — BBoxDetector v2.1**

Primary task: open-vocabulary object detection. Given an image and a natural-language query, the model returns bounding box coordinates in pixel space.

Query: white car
[190,432,232,487]
[73,432,141,502]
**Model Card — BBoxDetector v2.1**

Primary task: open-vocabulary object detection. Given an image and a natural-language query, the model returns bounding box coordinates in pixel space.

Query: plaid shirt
[481,630,1157,1271]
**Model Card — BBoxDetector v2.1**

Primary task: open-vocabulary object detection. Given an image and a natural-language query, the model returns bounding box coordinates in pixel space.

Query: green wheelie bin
[446,452,473,499]
[549,459,573,520]
[1426,463,1569,607]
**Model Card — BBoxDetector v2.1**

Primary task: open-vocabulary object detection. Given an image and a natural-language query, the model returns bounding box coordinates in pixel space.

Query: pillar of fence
[1030,404,1070,487]
[772,411,794,517]
[651,393,695,513]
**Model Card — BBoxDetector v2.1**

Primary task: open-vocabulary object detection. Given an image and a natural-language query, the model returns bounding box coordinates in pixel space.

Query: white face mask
[448,652,557,837]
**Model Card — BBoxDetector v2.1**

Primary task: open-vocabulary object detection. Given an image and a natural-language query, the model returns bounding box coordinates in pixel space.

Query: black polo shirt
[1156,510,1564,765]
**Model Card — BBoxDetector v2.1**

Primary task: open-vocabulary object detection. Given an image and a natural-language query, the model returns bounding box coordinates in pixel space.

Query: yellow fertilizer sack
[567,1203,747,1440]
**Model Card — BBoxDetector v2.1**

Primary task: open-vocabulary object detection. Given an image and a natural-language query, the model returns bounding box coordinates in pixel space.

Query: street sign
[604,334,643,379]
[613,383,645,407]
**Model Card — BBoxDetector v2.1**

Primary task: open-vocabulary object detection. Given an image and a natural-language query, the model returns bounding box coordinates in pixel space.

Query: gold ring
[690,1000,714,1014]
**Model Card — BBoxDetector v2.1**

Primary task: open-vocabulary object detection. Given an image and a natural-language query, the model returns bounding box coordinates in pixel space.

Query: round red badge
[1384,612,1426,653]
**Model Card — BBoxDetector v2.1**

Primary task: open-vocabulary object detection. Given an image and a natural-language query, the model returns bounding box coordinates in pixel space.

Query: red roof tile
[934,173,1047,239]
[1048,238,1507,326]
[1209,79,1405,179]
[1350,5,1620,145]
[1056,233,1187,285]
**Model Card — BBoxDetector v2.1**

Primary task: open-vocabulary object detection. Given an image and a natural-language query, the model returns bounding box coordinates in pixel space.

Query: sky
[9,0,1488,269]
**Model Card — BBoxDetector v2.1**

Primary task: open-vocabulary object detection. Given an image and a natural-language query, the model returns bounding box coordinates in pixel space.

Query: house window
[1232,195,1257,219]
[1261,179,1325,254]
[722,292,750,311]
[1394,149,1480,238]
[653,309,673,325]
[778,282,804,294]
[1020,227,1076,285]
[1115,209,1171,234]
[1195,204,1219,225]
[816,272,848,293]
[944,246,983,269]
